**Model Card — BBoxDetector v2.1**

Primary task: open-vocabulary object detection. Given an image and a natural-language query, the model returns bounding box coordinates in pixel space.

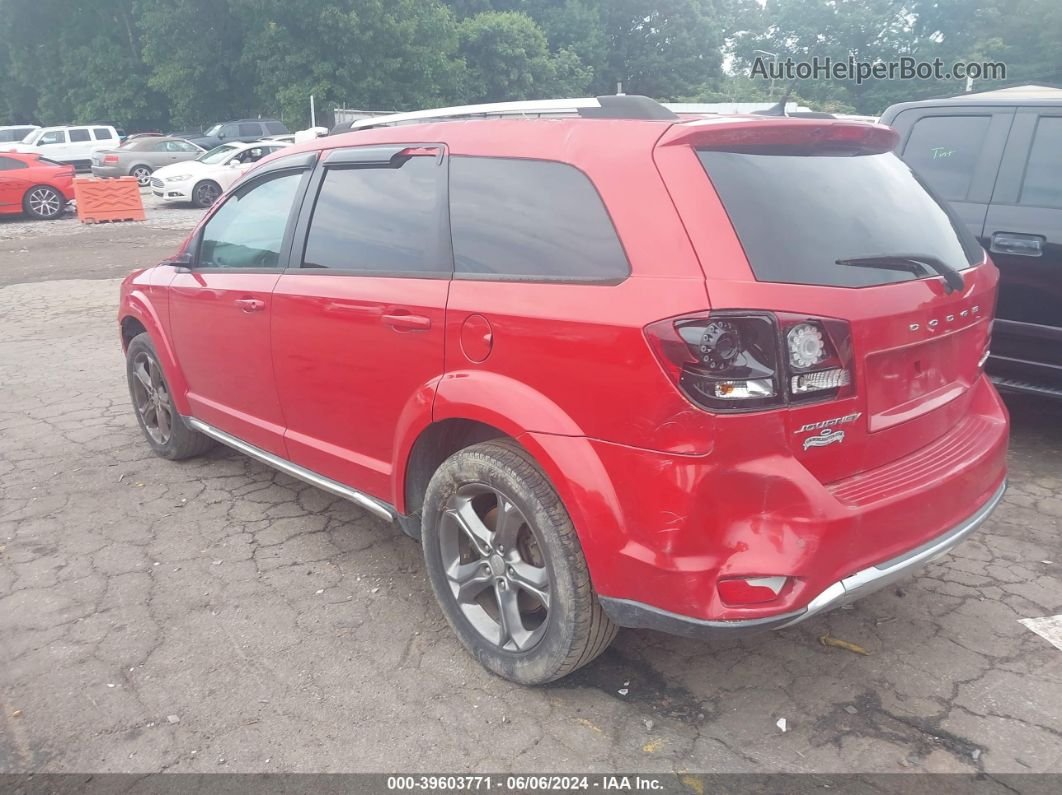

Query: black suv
[175,119,289,150]
[881,86,1062,399]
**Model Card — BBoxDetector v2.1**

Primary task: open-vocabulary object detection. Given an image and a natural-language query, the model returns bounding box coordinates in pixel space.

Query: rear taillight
[645,311,854,412]
[103,154,119,164]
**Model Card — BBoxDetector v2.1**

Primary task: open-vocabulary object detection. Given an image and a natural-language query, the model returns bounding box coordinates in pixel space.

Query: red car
[0,152,75,219]
[118,97,1009,684]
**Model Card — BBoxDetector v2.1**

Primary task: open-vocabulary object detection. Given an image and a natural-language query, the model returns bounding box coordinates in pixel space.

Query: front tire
[421,439,616,684]
[191,180,222,208]
[23,185,65,220]
[126,333,214,460]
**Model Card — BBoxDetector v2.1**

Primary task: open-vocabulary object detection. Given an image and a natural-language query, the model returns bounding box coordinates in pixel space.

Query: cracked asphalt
[0,203,1060,776]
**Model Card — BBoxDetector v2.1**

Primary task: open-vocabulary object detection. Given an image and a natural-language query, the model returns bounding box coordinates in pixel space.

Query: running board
[186,419,396,522]
[990,376,1062,400]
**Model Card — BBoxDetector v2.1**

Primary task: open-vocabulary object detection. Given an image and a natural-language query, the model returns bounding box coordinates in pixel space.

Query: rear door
[888,107,1013,241]
[66,128,94,164]
[270,144,450,500]
[656,121,998,485]
[982,108,1062,386]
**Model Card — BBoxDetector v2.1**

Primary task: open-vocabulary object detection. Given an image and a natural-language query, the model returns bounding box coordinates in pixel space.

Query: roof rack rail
[347,95,678,131]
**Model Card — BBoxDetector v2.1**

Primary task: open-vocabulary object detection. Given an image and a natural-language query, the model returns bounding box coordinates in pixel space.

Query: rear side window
[92,127,113,140]
[68,129,91,143]
[698,149,981,288]
[1019,117,1062,209]
[901,115,991,201]
[0,156,27,170]
[265,121,287,135]
[449,157,629,281]
[302,157,443,274]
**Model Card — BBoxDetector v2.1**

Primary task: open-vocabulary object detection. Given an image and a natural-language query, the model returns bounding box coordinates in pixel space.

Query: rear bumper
[599,479,1006,638]
[90,165,125,179]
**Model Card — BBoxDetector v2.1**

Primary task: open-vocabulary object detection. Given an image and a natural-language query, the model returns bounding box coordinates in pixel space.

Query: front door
[168,159,314,455]
[271,145,450,500]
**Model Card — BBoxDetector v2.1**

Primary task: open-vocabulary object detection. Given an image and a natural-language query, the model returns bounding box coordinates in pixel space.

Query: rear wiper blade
[836,253,965,294]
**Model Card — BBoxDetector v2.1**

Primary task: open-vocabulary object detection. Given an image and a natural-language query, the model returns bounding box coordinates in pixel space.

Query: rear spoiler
[658,118,899,154]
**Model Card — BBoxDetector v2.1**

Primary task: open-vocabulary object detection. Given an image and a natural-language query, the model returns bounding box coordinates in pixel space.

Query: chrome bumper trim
[186,418,396,522]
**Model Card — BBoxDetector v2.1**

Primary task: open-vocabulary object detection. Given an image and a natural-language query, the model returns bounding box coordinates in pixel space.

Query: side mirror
[217,131,226,140]
[165,252,194,272]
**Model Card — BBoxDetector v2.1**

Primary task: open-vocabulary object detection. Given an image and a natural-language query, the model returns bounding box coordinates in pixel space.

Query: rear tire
[126,332,214,460]
[23,185,65,220]
[130,164,153,187]
[421,439,616,684]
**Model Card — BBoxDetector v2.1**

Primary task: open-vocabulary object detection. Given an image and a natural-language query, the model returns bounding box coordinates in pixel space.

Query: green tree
[458,10,590,102]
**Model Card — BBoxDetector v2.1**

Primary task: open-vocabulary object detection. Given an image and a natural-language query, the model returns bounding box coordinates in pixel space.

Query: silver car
[90,136,205,187]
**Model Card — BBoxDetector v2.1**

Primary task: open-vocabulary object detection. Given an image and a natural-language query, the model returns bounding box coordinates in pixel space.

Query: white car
[149,140,291,208]
[7,125,121,170]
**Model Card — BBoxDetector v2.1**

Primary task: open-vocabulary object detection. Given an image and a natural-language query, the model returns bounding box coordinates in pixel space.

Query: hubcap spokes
[440,484,550,652]
[30,188,60,217]
[131,352,173,445]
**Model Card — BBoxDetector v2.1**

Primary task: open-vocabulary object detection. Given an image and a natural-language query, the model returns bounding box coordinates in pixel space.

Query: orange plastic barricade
[73,176,146,224]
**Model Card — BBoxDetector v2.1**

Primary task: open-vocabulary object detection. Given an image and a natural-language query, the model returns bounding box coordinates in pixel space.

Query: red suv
[119,96,1009,685]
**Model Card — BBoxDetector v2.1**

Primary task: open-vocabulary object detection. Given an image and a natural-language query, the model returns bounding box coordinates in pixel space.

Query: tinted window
[302,157,442,273]
[222,124,239,138]
[697,150,981,288]
[0,156,28,170]
[901,115,991,201]
[238,123,261,138]
[92,127,113,140]
[199,171,305,268]
[265,121,287,135]
[449,157,629,280]
[68,129,91,143]
[1019,117,1062,209]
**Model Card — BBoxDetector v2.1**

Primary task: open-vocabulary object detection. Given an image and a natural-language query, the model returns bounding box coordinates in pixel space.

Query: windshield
[21,129,43,144]
[197,144,240,164]
[204,124,222,137]
[696,149,982,288]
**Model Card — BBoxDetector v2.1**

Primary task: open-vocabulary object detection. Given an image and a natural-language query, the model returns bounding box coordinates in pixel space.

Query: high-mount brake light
[645,312,854,411]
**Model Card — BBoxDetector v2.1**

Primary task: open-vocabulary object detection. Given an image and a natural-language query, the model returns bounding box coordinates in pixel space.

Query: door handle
[382,312,431,331]
[234,297,265,312]
[990,232,1044,257]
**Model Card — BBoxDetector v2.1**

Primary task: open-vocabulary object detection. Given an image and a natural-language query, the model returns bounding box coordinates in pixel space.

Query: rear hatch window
[697,148,982,288]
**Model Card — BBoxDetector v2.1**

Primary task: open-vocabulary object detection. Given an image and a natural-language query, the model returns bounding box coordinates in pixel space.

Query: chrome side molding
[186,418,396,522]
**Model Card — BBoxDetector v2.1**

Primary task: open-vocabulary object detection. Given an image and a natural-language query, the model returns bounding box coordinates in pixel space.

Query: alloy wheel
[194,182,220,207]
[130,352,174,445]
[439,484,551,652]
[132,167,152,187]
[28,187,61,218]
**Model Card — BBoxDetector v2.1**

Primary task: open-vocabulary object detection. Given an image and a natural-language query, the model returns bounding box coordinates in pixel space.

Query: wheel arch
[119,293,192,416]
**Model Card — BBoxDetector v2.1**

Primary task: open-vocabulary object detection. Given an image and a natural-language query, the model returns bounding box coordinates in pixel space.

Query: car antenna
[753,79,798,117]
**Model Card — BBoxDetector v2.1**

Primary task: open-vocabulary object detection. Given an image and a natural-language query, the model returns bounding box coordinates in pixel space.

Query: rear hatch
[654,118,997,484]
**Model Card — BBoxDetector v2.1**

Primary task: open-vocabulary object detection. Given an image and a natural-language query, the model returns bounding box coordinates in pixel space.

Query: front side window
[168,140,199,153]
[901,115,991,202]
[238,123,260,138]
[1019,116,1062,210]
[449,157,630,281]
[68,129,91,143]
[199,171,305,268]
[38,130,67,146]
[301,155,443,274]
